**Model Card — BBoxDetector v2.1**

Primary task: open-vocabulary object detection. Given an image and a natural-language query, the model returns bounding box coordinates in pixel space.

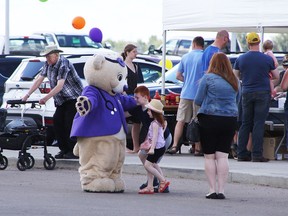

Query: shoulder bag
[186,118,200,142]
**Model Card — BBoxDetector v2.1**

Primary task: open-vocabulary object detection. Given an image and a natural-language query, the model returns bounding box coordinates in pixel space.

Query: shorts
[198,114,237,154]
[126,116,141,124]
[176,99,193,123]
[139,133,172,163]
[146,146,166,163]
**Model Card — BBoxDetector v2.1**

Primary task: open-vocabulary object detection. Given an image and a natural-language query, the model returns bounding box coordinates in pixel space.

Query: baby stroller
[0,100,56,171]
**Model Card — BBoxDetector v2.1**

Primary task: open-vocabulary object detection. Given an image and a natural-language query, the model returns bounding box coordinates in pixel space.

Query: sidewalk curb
[5,158,288,189]
[123,164,288,189]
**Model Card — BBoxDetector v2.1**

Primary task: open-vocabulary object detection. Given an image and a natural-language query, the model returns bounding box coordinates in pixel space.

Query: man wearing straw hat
[22,45,83,159]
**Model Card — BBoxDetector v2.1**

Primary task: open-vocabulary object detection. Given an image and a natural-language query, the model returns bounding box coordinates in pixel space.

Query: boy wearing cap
[22,45,83,159]
[233,32,279,162]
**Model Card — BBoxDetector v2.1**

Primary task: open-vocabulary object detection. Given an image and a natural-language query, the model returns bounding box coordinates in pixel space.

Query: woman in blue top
[195,53,238,200]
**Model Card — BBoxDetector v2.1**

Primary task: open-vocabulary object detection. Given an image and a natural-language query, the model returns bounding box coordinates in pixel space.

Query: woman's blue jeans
[238,91,270,159]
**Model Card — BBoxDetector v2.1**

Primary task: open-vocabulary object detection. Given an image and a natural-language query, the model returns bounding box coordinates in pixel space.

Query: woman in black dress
[121,44,144,153]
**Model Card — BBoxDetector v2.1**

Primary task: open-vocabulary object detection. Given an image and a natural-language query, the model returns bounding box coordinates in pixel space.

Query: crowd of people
[25,31,286,199]
[128,30,286,199]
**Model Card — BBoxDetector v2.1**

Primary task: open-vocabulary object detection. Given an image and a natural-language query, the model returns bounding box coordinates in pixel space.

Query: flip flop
[138,187,154,194]
[158,180,170,193]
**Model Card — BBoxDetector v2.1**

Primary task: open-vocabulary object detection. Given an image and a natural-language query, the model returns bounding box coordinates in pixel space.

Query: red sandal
[138,187,154,194]
[159,180,170,193]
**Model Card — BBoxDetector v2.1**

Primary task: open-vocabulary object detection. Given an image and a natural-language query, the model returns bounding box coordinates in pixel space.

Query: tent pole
[161,30,167,95]
[4,0,10,54]
[260,26,264,52]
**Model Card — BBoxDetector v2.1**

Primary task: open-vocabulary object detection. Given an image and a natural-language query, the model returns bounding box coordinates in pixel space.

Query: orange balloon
[72,16,86,30]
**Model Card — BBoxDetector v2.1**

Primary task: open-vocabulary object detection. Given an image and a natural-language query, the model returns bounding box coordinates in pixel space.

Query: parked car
[137,53,181,68]
[0,55,33,106]
[0,35,48,56]
[33,32,108,55]
[134,58,167,82]
[146,36,243,57]
[140,53,242,98]
[1,55,167,145]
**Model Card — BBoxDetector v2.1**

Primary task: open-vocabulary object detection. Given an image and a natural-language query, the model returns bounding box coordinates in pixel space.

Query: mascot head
[84,49,128,95]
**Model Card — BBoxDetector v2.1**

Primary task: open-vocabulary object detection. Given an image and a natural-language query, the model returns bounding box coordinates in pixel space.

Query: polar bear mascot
[70,50,136,192]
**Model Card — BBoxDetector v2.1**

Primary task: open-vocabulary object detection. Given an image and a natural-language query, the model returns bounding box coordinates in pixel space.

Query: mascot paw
[114,178,125,193]
[73,143,79,156]
[76,96,91,116]
[82,178,116,193]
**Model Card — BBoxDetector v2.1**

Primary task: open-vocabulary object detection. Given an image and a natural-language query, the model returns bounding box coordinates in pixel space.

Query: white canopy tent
[163,0,288,33]
[160,0,288,93]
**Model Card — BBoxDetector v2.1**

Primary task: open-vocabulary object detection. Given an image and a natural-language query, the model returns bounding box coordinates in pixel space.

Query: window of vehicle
[177,40,192,56]
[10,59,86,82]
[137,62,162,83]
[165,39,178,55]
[156,64,180,84]
[11,60,44,82]
[0,58,23,78]
[73,62,85,79]
[7,37,47,56]
[55,34,102,48]
[9,38,47,53]
[43,34,56,45]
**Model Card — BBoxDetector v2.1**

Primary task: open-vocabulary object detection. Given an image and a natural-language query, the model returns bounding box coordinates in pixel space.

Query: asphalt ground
[1,145,288,189]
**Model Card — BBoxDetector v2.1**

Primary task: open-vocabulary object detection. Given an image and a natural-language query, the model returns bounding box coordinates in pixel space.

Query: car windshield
[11,61,44,82]
[156,64,181,84]
[55,34,102,48]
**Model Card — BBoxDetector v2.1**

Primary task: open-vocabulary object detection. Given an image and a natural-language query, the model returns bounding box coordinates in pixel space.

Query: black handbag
[186,118,200,142]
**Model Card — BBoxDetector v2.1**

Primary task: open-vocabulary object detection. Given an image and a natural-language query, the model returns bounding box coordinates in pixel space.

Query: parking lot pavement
[2,145,288,189]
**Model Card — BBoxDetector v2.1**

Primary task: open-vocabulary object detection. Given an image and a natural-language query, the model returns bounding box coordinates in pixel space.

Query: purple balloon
[89,28,103,43]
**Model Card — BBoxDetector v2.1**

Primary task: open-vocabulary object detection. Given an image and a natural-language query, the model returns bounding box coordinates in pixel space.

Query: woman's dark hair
[207,53,238,91]
[121,44,137,60]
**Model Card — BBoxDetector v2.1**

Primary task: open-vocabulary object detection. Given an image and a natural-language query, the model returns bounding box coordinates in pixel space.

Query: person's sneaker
[140,177,159,190]
[139,182,148,190]
[252,157,269,162]
[63,152,79,159]
[237,156,251,162]
[217,193,226,199]
[54,151,66,159]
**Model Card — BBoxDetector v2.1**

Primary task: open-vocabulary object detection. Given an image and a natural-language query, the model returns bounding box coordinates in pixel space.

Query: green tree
[148,35,162,48]
[103,35,163,54]
[271,33,288,52]
[236,33,248,52]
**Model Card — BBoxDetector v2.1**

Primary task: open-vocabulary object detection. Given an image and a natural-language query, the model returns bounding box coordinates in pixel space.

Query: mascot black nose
[123,85,128,92]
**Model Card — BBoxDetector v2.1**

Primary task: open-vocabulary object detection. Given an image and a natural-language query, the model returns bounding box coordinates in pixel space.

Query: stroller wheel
[25,155,35,169]
[43,155,56,170]
[0,156,8,170]
[17,159,27,171]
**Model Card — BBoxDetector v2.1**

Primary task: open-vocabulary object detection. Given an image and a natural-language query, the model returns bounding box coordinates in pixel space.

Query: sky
[0,0,277,45]
[0,0,164,42]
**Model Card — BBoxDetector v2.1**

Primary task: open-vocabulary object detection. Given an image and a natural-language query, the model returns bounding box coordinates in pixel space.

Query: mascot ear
[93,54,106,70]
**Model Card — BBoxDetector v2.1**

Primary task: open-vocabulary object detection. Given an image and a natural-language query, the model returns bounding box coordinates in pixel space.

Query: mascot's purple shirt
[70,86,136,138]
